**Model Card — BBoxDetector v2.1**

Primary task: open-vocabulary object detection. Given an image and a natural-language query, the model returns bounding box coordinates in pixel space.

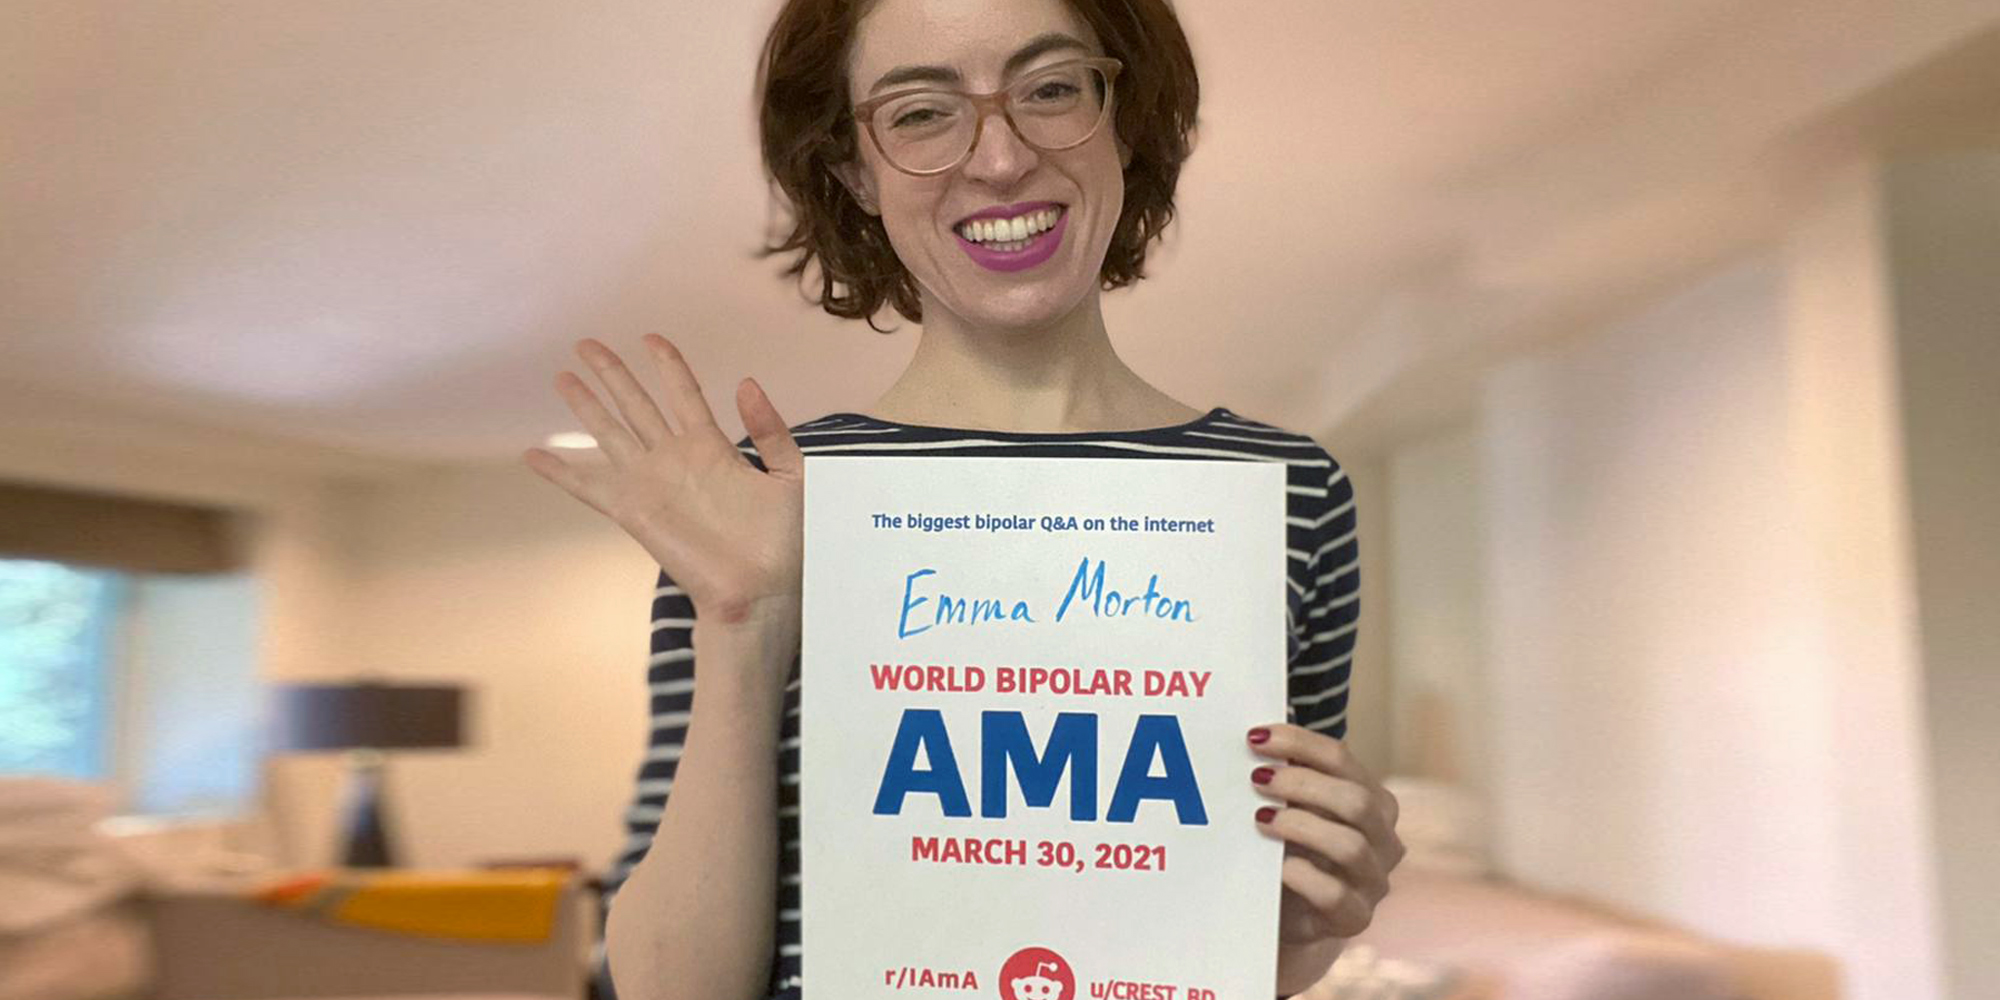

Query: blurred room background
[1,2,1994,999]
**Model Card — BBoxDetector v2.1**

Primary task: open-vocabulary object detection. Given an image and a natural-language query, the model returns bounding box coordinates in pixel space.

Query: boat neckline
[816,406,1232,439]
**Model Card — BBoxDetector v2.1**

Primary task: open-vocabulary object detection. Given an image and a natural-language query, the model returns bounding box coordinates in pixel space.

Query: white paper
[801,456,1288,1000]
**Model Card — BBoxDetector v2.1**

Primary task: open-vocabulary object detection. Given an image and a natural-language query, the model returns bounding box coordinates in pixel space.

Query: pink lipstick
[954,205,1067,273]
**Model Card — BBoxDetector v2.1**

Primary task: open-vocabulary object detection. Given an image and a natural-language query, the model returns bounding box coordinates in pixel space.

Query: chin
[964,297,1072,331]
[932,276,1095,332]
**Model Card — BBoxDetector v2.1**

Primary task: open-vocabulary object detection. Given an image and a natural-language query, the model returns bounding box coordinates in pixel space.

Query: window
[0,559,128,779]
[0,557,261,816]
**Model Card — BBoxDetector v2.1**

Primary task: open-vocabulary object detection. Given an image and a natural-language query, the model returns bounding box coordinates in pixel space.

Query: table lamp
[274,681,467,868]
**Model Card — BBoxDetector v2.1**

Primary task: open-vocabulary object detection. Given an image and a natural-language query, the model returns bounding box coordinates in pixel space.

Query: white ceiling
[2,0,1993,464]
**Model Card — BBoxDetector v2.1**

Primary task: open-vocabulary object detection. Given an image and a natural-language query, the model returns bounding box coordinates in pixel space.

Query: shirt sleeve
[603,565,697,890]
[1286,451,1358,739]
[594,566,699,997]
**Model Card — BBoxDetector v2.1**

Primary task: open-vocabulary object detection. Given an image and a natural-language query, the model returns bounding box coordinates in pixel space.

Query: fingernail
[1247,727,1270,744]
[1255,806,1277,824]
[1251,766,1274,785]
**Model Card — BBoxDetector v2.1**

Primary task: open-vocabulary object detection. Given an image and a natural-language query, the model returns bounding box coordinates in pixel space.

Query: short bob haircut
[755,0,1199,331]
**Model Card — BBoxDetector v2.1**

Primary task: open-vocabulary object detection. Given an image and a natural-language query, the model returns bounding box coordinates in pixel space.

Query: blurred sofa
[1318,777,1842,1000]
[0,777,586,1000]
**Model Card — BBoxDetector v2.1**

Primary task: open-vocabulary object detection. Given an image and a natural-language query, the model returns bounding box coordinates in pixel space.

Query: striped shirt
[599,406,1359,999]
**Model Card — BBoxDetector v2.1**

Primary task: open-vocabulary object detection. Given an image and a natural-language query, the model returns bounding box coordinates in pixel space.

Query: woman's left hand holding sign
[1247,724,1405,988]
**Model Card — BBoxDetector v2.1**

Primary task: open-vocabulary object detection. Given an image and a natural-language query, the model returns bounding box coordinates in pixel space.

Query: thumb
[738,377,803,477]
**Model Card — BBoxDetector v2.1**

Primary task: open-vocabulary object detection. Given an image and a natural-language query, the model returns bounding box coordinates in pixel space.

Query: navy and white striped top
[600,406,1359,1000]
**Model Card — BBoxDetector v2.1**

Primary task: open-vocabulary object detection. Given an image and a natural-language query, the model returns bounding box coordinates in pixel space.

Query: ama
[871,709,1208,825]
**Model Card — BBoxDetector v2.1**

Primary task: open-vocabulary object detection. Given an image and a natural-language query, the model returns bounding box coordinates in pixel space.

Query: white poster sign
[801,456,1288,1000]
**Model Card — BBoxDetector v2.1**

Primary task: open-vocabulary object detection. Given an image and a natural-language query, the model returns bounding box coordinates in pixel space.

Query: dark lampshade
[270,681,469,869]
[275,682,467,752]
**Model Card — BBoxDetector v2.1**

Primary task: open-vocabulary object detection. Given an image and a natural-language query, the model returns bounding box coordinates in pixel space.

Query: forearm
[605,618,796,1000]
[1275,936,1347,997]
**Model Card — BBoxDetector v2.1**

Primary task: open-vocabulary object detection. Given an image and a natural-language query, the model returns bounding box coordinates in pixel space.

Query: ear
[1115,128,1133,170]
[829,158,880,216]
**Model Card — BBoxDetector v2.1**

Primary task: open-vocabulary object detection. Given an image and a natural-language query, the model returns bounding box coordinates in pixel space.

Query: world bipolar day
[871,662,1212,700]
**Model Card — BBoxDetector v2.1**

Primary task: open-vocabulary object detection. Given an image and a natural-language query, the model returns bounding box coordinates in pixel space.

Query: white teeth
[958,207,1062,243]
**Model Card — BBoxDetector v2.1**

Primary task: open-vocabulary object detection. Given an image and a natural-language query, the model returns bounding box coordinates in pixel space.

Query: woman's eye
[1026,82,1079,102]
[891,107,952,129]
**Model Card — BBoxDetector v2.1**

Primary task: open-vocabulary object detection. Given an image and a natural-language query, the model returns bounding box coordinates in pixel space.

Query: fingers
[576,339,674,447]
[738,377,803,477]
[1251,723,1378,786]
[520,448,610,518]
[643,335,722,437]
[1280,855,1376,939]
[1258,805,1390,906]
[552,370,641,464]
[1252,760,1396,859]
[1250,725,1400,850]
[546,335,786,486]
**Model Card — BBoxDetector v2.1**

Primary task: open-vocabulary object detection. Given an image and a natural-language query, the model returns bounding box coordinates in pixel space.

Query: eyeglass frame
[849,56,1125,177]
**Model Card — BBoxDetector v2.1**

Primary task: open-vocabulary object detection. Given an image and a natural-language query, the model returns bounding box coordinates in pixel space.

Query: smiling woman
[522,0,1384,998]
[755,0,1197,333]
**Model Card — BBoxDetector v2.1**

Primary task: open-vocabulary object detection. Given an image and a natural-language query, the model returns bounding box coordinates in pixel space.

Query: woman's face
[838,0,1128,331]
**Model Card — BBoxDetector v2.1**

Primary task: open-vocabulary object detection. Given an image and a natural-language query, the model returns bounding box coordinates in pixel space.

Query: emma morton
[896,556,1197,639]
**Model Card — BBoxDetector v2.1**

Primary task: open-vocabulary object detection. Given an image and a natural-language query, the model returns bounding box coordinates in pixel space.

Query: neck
[867,288,1197,433]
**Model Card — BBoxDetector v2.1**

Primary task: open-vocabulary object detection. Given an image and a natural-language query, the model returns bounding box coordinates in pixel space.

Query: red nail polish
[1251,766,1275,785]
[1247,727,1270,744]
[1255,806,1277,824]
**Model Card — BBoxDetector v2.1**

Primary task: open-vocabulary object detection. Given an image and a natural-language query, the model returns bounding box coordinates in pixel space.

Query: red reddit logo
[999,947,1074,1000]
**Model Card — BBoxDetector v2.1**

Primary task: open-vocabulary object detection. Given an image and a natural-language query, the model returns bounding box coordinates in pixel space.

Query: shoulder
[1202,409,1347,487]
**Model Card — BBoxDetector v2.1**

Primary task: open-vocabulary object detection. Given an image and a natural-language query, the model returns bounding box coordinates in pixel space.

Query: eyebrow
[867,32,1091,95]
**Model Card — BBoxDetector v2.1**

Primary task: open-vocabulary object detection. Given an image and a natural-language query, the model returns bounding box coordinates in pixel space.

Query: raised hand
[522,335,805,634]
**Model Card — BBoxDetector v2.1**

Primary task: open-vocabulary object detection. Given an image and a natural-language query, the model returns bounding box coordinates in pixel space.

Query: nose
[959,109,1038,189]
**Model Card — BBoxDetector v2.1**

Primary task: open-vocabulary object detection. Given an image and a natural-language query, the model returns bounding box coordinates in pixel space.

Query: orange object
[253,868,568,943]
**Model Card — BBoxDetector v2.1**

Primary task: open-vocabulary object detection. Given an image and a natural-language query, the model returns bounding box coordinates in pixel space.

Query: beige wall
[1880,149,2000,1000]
[1338,456,1395,778]
[1479,244,1858,943]
[330,460,657,871]
[1776,158,1947,1000]
[1382,423,1490,807]
[1363,156,1964,999]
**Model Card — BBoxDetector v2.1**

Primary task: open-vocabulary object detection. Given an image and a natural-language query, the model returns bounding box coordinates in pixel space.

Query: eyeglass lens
[871,65,1109,173]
